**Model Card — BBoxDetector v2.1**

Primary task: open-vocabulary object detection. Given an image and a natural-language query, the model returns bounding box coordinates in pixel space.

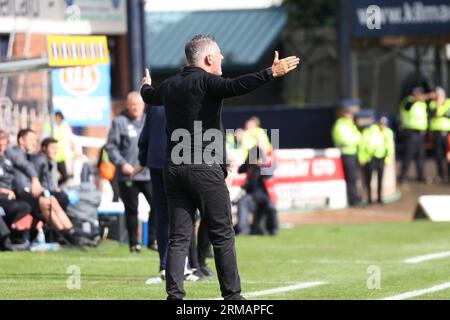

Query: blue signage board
[353,0,450,38]
[51,63,111,126]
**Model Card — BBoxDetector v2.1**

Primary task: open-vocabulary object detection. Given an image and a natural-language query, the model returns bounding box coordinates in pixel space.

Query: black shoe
[199,265,214,277]
[227,295,246,300]
[130,244,142,253]
[148,241,158,252]
[61,229,81,246]
[350,201,366,208]
[1,238,30,251]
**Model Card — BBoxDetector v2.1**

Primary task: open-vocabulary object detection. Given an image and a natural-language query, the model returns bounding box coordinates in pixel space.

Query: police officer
[429,87,450,183]
[332,101,362,207]
[398,87,429,183]
[358,117,395,204]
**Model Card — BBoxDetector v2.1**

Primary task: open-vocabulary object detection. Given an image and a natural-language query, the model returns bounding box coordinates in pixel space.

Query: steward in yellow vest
[358,117,395,204]
[428,87,450,182]
[332,106,362,206]
[398,87,430,183]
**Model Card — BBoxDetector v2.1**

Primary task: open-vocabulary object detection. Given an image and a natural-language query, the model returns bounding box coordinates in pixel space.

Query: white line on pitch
[403,250,450,264]
[381,282,450,300]
[210,281,328,300]
[244,281,328,299]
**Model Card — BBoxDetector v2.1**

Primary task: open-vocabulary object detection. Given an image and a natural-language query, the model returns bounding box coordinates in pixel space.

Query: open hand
[271,51,300,78]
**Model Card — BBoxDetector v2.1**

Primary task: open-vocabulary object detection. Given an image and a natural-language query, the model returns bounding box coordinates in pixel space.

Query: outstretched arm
[206,51,300,98]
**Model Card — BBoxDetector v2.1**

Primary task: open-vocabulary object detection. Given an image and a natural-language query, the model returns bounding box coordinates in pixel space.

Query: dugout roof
[144,7,287,74]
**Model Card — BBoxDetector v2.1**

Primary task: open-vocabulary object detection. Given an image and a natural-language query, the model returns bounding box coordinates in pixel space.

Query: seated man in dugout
[33,138,70,212]
[0,130,35,248]
[6,129,78,245]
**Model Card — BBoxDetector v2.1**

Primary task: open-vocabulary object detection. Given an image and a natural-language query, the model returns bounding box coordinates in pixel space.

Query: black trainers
[199,265,214,277]
[1,238,30,251]
[148,241,158,252]
[130,244,142,253]
[184,269,204,282]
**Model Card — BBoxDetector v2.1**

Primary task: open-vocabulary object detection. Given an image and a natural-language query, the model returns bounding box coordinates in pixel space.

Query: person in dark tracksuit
[105,92,155,253]
[0,130,32,247]
[140,34,299,300]
[137,105,170,278]
[236,147,278,235]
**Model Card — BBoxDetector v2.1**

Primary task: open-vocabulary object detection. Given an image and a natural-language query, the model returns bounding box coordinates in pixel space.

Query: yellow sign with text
[47,35,110,67]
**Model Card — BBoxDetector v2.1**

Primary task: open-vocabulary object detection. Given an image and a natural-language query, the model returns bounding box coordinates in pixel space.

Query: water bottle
[36,228,46,245]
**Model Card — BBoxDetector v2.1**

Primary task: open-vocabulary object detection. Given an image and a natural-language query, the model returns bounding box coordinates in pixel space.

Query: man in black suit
[140,34,299,300]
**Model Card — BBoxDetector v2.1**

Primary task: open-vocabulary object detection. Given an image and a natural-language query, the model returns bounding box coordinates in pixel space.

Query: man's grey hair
[185,34,216,65]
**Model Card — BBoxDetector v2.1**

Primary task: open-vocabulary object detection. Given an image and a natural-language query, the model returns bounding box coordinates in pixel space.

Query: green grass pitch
[1,220,449,300]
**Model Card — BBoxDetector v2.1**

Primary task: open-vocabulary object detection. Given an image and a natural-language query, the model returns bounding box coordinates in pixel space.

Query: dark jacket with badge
[105,110,150,182]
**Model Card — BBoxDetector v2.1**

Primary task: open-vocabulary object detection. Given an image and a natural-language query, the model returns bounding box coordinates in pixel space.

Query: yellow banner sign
[47,35,110,67]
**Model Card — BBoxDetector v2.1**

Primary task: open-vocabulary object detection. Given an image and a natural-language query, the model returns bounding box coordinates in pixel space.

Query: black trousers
[0,196,31,226]
[342,155,361,206]
[188,213,212,269]
[363,158,385,203]
[57,161,69,186]
[164,164,241,300]
[432,131,449,180]
[197,217,211,267]
[252,193,278,235]
[400,130,426,182]
[150,168,169,272]
[118,180,153,247]
[50,191,69,212]
[0,216,11,241]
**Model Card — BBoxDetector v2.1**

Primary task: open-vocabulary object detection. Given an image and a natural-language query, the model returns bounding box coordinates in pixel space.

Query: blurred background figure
[0,129,33,250]
[359,116,395,204]
[43,112,77,186]
[33,138,70,214]
[105,91,155,253]
[138,105,170,279]
[332,101,362,207]
[241,116,272,157]
[236,146,278,236]
[97,144,120,202]
[428,87,450,183]
[398,87,429,183]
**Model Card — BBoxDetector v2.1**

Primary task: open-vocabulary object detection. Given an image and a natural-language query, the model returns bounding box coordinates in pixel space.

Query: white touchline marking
[382,282,450,300]
[210,281,328,300]
[403,250,450,264]
[243,281,328,298]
